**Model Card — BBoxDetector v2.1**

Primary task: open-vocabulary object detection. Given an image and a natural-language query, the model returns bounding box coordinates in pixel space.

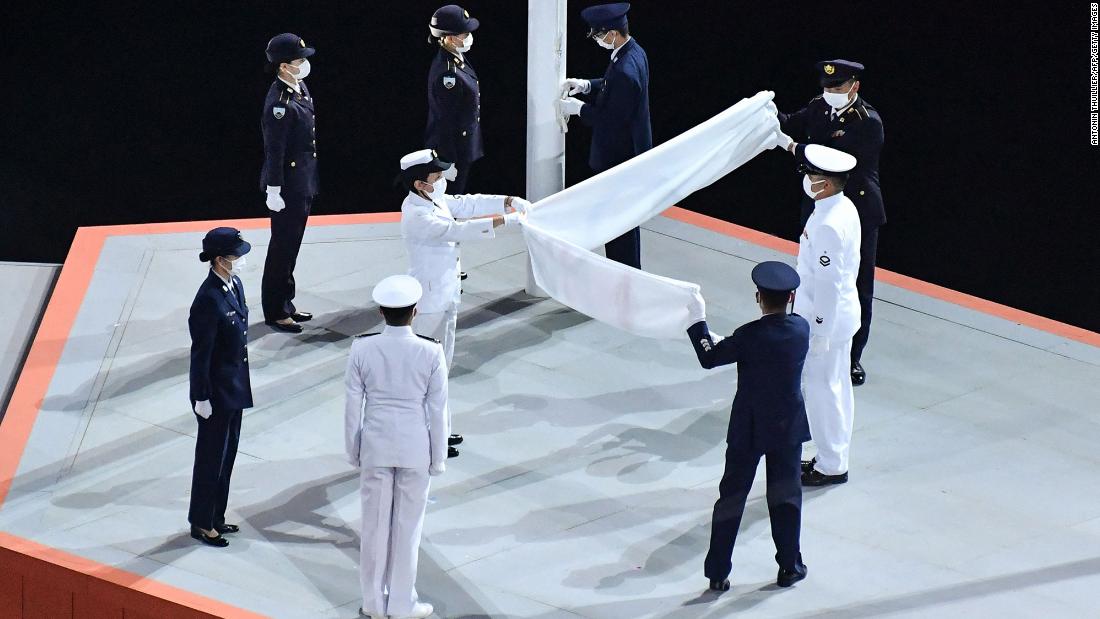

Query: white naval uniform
[344,325,449,617]
[793,191,862,475]
[400,190,508,368]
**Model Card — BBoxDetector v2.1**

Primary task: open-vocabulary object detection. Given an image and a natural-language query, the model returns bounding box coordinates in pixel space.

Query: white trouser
[359,466,431,617]
[413,307,457,369]
[803,339,855,475]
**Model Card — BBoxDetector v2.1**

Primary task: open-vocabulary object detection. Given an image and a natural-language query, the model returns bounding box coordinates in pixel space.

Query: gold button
[290,161,296,167]
[840,118,845,123]
[860,190,865,196]
[312,139,316,144]
[462,131,467,136]
[313,152,317,157]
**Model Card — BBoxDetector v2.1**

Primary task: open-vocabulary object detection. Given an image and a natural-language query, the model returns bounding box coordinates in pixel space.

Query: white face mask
[822,82,854,110]
[224,256,246,276]
[595,32,616,50]
[430,177,448,200]
[289,59,310,80]
[454,33,473,52]
[803,175,828,199]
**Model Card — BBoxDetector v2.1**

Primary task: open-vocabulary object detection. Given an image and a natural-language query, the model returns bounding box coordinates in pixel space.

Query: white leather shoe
[394,602,434,618]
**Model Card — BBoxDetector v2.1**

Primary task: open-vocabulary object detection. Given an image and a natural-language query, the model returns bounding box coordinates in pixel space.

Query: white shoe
[393,602,434,618]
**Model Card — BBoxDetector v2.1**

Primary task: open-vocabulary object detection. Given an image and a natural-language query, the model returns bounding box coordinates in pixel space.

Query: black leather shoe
[460,271,468,280]
[290,311,313,322]
[800,457,816,474]
[449,434,464,446]
[851,362,866,386]
[448,446,460,458]
[190,526,229,547]
[802,468,848,487]
[214,523,240,534]
[777,563,807,587]
[708,579,730,592]
[265,320,303,333]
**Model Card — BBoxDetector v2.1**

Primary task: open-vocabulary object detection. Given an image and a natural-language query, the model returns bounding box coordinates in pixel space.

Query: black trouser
[605,227,641,269]
[851,224,879,365]
[704,442,803,580]
[262,192,313,321]
[448,158,476,195]
[188,407,243,530]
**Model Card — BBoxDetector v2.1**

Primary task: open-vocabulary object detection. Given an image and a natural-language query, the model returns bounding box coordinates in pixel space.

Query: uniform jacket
[579,38,653,172]
[779,95,884,226]
[260,78,319,196]
[794,192,862,342]
[344,326,449,469]
[400,190,506,313]
[688,313,811,452]
[425,47,484,166]
[188,271,253,410]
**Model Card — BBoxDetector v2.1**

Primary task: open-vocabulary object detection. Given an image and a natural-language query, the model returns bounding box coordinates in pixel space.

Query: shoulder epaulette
[416,334,441,344]
[355,332,380,338]
[852,104,869,120]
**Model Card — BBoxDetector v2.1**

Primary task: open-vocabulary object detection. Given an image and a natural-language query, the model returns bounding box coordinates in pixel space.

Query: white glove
[687,289,706,324]
[562,78,591,96]
[194,400,212,419]
[559,97,584,117]
[774,131,794,152]
[265,186,285,212]
[503,212,524,228]
[443,165,458,181]
[429,462,446,476]
[509,198,532,215]
[809,335,830,357]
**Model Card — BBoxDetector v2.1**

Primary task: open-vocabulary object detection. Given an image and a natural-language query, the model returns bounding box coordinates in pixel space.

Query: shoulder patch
[811,95,823,102]
[355,332,380,338]
[272,106,285,119]
[416,334,441,344]
[442,75,456,89]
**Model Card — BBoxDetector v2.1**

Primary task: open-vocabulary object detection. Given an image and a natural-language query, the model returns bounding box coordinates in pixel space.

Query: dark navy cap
[817,59,864,87]
[429,5,480,36]
[581,3,631,33]
[200,227,251,262]
[752,261,800,293]
[265,33,315,65]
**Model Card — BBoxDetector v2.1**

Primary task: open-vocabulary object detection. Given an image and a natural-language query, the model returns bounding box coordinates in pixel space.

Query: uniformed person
[187,227,254,547]
[260,32,318,333]
[344,275,449,619]
[425,5,483,195]
[788,145,861,487]
[775,59,884,385]
[560,2,652,269]
[686,262,811,591]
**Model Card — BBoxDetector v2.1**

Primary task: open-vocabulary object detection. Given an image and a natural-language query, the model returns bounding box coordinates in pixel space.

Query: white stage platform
[1,211,1098,618]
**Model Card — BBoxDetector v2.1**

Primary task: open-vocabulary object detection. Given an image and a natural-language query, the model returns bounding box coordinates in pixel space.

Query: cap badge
[463,9,470,18]
[824,64,835,75]
[299,39,306,48]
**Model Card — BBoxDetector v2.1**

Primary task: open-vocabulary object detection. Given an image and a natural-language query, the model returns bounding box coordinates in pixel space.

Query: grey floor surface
[0,262,58,419]
[1,217,1098,618]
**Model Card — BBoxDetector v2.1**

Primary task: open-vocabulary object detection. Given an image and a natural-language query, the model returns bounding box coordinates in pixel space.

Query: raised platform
[1,209,1098,618]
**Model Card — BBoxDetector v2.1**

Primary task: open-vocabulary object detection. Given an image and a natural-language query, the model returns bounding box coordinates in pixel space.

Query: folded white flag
[517,92,782,339]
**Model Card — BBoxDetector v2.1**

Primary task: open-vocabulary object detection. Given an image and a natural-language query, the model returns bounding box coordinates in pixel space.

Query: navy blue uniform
[688,313,810,580]
[578,38,652,269]
[188,271,253,531]
[779,95,884,364]
[260,79,318,321]
[425,47,483,194]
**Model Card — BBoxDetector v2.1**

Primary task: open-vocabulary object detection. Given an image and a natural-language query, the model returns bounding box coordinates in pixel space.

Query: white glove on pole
[443,165,458,181]
[509,198,533,214]
[429,462,446,476]
[809,335,830,357]
[774,131,794,152]
[265,186,285,212]
[687,288,706,324]
[194,400,213,419]
[559,97,584,117]
[562,78,591,96]
[503,212,525,228]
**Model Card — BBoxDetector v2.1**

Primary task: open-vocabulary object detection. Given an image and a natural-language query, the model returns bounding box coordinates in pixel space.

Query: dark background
[5,1,1098,332]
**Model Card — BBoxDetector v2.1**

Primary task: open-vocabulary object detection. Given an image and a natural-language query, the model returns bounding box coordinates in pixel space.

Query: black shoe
[802,468,848,487]
[460,271,468,280]
[214,523,240,534]
[449,434,464,446]
[776,563,807,587]
[290,311,313,323]
[190,526,229,547]
[708,579,730,592]
[265,320,303,333]
[448,446,460,458]
[851,362,866,386]
[800,457,816,474]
